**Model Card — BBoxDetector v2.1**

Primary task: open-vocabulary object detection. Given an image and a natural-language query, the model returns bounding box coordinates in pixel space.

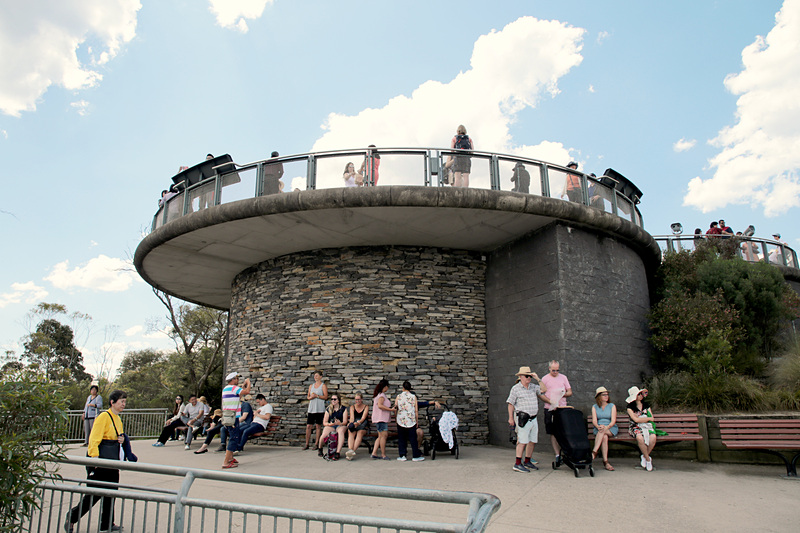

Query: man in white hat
[221,372,251,469]
[507,366,545,473]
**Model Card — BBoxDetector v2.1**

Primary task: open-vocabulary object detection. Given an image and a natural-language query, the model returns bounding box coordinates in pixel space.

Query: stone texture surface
[485,222,652,447]
[227,246,489,446]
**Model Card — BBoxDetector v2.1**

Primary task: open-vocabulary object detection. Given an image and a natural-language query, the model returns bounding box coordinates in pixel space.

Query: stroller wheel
[574,468,580,478]
[589,465,595,477]
[455,446,459,459]
[431,447,436,460]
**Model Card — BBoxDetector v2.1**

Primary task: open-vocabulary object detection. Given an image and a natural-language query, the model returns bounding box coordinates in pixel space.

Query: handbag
[516,411,532,427]
[222,409,237,427]
[97,410,121,460]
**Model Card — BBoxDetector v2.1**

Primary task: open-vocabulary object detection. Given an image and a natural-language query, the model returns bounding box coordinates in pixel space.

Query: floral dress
[396,391,417,428]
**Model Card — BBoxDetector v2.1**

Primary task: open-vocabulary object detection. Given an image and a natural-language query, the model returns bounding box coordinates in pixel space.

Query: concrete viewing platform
[59,442,798,532]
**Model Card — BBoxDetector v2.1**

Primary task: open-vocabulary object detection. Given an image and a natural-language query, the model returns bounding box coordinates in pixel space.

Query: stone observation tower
[135,148,660,446]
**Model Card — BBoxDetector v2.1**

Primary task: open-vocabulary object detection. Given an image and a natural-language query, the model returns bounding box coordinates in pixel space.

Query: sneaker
[232,450,240,456]
[522,461,538,470]
[184,445,190,450]
[412,456,425,462]
[512,463,529,473]
[345,449,355,461]
[152,442,164,447]
[215,445,225,452]
[640,455,647,468]
[554,455,561,467]
[526,457,538,465]
[646,460,653,472]
[397,456,407,461]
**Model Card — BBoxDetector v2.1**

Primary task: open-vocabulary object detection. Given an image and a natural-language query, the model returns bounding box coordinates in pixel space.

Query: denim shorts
[376,421,388,432]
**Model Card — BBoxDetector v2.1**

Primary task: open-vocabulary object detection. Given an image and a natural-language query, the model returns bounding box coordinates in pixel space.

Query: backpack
[454,134,471,151]
[324,432,338,460]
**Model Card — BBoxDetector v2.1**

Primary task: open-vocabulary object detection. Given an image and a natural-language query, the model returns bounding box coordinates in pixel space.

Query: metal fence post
[173,471,196,533]
[490,155,500,190]
[540,165,551,197]
[307,154,316,190]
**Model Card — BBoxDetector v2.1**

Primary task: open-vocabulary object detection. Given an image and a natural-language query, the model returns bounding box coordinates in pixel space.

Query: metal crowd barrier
[152,147,644,231]
[28,456,500,533]
[653,234,798,268]
[65,409,170,442]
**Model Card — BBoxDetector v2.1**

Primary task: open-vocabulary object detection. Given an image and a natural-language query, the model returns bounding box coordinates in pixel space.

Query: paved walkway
[61,441,799,532]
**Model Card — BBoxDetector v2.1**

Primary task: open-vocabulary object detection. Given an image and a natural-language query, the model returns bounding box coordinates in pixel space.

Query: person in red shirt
[705,221,722,235]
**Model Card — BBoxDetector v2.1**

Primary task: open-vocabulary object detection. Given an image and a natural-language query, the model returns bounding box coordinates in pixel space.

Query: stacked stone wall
[227,246,489,446]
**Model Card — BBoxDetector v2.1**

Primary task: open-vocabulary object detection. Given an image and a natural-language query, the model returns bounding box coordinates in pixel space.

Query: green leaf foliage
[0,368,68,531]
[648,240,800,375]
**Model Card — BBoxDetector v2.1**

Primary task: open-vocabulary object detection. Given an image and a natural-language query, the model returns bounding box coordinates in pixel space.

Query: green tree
[22,319,91,383]
[0,367,68,531]
[153,290,227,402]
[114,349,171,408]
[649,240,800,374]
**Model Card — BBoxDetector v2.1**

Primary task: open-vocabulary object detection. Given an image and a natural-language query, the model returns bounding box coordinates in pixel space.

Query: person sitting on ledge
[319,393,348,459]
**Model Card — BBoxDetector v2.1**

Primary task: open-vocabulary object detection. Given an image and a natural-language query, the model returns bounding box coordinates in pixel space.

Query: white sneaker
[397,456,407,461]
[185,445,190,450]
[646,460,653,472]
[345,449,355,461]
[640,455,647,468]
[412,456,425,462]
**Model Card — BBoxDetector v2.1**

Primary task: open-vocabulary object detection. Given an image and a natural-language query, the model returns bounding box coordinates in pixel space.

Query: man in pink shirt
[538,360,572,464]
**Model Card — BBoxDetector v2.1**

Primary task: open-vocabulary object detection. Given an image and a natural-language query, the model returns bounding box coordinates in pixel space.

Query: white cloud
[0,0,141,117]
[1,129,7,139]
[70,99,90,116]
[597,30,610,44]
[123,325,142,337]
[684,0,800,216]
[588,84,595,93]
[0,281,49,308]
[673,138,697,152]
[311,17,584,188]
[44,254,141,292]
[208,0,272,33]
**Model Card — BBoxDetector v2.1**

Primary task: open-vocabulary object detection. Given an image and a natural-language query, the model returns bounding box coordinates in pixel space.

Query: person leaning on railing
[82,385,103,447]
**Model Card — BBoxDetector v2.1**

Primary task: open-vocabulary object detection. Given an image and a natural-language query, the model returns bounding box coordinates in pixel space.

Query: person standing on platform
[507,366,544,472]
[539,360,572,465]
[65,390,128,533]
[221,372,251,469]
[82,385,102,446]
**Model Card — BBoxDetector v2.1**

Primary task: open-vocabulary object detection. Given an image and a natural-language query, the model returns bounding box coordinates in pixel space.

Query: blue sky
[1,0,798,377]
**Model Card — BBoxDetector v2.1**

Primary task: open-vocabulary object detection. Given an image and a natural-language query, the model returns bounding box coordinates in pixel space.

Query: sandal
[222,462,238,469]
[591,450,597,460]
[603,461,614,471]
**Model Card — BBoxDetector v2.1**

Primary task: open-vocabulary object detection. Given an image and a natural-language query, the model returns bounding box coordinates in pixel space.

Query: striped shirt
[222,385,243,417]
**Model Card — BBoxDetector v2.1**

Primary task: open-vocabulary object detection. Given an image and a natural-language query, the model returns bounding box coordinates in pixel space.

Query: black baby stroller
[424,403,459,460]
[550,407,594,477]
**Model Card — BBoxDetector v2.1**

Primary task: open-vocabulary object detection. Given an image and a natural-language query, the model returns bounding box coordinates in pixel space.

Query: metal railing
[64,409,170,442]
[29,456,500,533]
[653,234,798,268]
[151,147,644,231]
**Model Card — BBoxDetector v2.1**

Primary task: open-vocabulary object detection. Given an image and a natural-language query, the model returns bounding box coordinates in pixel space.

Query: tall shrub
[0,368,68,532]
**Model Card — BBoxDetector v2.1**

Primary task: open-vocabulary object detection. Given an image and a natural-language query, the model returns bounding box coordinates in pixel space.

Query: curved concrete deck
[135,186,660,310]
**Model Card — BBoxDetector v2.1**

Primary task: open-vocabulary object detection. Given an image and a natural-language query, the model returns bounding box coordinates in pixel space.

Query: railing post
[181,189,190,216]
[761,242,770,263]
[610,189,619,216]
[307,154,317,190]
[214,174,223,206]
[365,149,374,186]
[540,165,551,197]
[580,173,589,205]
[255,162,265,196]
[173,471,196,533]
[490,155,500,190]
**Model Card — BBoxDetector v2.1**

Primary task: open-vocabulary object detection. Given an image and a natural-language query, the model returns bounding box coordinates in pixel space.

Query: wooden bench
[363,420,398,450]
[587,413,703,450]
[247,415,282,440]
[719,418,800,477]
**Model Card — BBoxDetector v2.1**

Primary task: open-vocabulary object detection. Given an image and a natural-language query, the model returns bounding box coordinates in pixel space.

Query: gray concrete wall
[227,246,490,446]
[486,222,652,447]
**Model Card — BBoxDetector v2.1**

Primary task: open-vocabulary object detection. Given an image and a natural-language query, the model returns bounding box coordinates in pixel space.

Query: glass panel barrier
[153,206,165,230]
[547,167,574,201]
[587,177,613,214]
[616,194,634,223]
[441,151,491,190]
[186,181,216,212]
[366,153,426,187]
[497,159,543,196]
[218,166,256,204]
[270,159,309,193]
[765,243,789,266]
